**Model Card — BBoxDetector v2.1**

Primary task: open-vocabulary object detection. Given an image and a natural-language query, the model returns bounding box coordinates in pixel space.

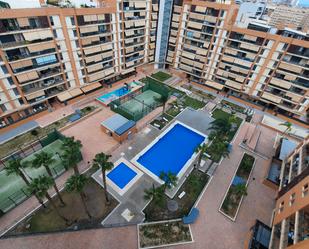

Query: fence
[110,78,170,121]
[0,130,67,215]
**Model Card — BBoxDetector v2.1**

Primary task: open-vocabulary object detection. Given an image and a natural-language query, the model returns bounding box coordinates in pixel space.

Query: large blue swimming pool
[137,123,205,178]
[107,162,137,189]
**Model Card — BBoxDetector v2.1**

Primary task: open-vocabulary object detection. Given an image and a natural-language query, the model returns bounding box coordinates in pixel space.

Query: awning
[57,92,72,102]
[25,90,45,100]
[121,67,135,75]
[69,88,83,97]
[81,82,102,93]
[206,81,224,90]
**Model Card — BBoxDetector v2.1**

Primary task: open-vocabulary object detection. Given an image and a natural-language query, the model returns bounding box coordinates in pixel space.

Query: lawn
[144,170,209,221]
[183,96,205,110]
[139,220,192,248]
[6,178,118,236]
[212,108,242,141]
[150,113,174,130]
[151,71,172,82]
[220,153,255,220]
[0,106,97,159]
[221,100,245,113]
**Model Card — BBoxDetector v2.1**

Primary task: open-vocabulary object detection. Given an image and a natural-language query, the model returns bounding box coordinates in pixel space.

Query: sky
[298,0,309,7]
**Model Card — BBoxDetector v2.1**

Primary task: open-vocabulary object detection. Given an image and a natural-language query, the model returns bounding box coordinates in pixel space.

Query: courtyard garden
[220,153,255,220]
[144,170,209,221]
[138,220,192,249]
[150,71,172,82]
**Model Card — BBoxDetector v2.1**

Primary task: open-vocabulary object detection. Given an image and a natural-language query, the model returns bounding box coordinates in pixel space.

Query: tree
[155,94,169,114]
[28,176,69,224]
[61,137,82,175]
[195,143,209,168]
[5,159,46,208]
[65,174,92,219]
[31,151,65,206]
[233,183,248,197]
[159,171,177,190]
[279,121,292,136]
[206,139,230,172]
[209,114,237,140]
[144,184,165,208]
[92,152,113,205]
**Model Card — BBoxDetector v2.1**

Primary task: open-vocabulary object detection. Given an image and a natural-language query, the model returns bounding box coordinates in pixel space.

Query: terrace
[0,68,279,249]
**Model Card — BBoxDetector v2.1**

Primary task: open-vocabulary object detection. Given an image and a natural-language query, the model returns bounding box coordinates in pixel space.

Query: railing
[277,167,309,199]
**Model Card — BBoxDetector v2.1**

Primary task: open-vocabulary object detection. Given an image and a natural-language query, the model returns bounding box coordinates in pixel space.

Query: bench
[178,191,186,199]
[182,208,199,224]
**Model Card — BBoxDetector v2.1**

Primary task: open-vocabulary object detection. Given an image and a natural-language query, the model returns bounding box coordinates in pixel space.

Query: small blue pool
[107,162,137,189]
[97,81,140,105]
[136,123,206,178]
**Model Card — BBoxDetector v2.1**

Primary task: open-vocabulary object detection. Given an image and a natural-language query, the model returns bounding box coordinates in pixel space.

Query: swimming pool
[96,158,143,196]
[107,162,137,189]
[133,122,207,182]
[96,81,141,105]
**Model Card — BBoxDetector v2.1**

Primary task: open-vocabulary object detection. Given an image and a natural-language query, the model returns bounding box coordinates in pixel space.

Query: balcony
[23,77,64,96]
[7,48,56,62]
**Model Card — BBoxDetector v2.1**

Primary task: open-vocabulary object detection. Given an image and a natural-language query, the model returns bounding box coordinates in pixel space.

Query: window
[289,193,295,206]
[303,183,308,197]
[279,201,284,213]
[35,55,57,65]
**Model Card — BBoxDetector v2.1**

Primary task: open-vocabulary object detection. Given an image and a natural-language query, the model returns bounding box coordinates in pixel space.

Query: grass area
[144,170,209,221]
[150,113,174,130]
[182,85,216,101]
[151,71,172,82]
[212,108,242,142]
[7,178,118,236]
[0,106,96,159]
[221,100,246,113]
[220,153,255,219]
[166,102,182,117]
[183,96,205,110]
[139,220,192,248]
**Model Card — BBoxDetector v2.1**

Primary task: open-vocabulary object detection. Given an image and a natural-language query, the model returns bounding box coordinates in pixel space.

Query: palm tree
[92,153,113,204]
[233,183,248,197]
[61,137,82,175]
[5,159,46,208]
[144,184,165,207]
[65,174,92,219]
[209,117,231,138]
[31,151,65,206]
[28,176,69,223]
[279,121,292,136]
[155,94,169,114]
[195,143,209,168]
[206,139,230,172]
[159,171,178,190]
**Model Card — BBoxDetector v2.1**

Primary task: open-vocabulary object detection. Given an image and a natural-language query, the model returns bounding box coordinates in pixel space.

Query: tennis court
[0,139,66,213]
[120,90,161,114]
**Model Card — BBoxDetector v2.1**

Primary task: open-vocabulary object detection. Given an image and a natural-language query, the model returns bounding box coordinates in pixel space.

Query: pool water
[107,162,137,189]
[137,123,205,178]
[97,81,140,104]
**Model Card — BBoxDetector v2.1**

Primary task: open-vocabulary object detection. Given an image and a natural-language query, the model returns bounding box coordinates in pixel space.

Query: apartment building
[269,137,309,249]
[0,0,158,128]
[269,5,309,31]
[164,0,309,118]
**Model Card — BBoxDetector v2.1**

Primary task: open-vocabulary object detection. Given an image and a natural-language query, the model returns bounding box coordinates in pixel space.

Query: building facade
[269,137,309,249]
[164,0,309,119]
[0,0,158,128]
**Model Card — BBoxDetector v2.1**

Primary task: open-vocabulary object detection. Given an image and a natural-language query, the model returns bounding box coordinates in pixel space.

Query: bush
[30,129,39,136]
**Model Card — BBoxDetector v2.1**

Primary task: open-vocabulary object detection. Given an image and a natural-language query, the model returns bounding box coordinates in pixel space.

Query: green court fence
[110,77,171,121]
[0,130,68,215]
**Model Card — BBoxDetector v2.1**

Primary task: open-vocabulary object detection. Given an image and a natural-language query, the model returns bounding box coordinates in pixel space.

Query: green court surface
[0,139,65,212]
[120,90,161,114]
